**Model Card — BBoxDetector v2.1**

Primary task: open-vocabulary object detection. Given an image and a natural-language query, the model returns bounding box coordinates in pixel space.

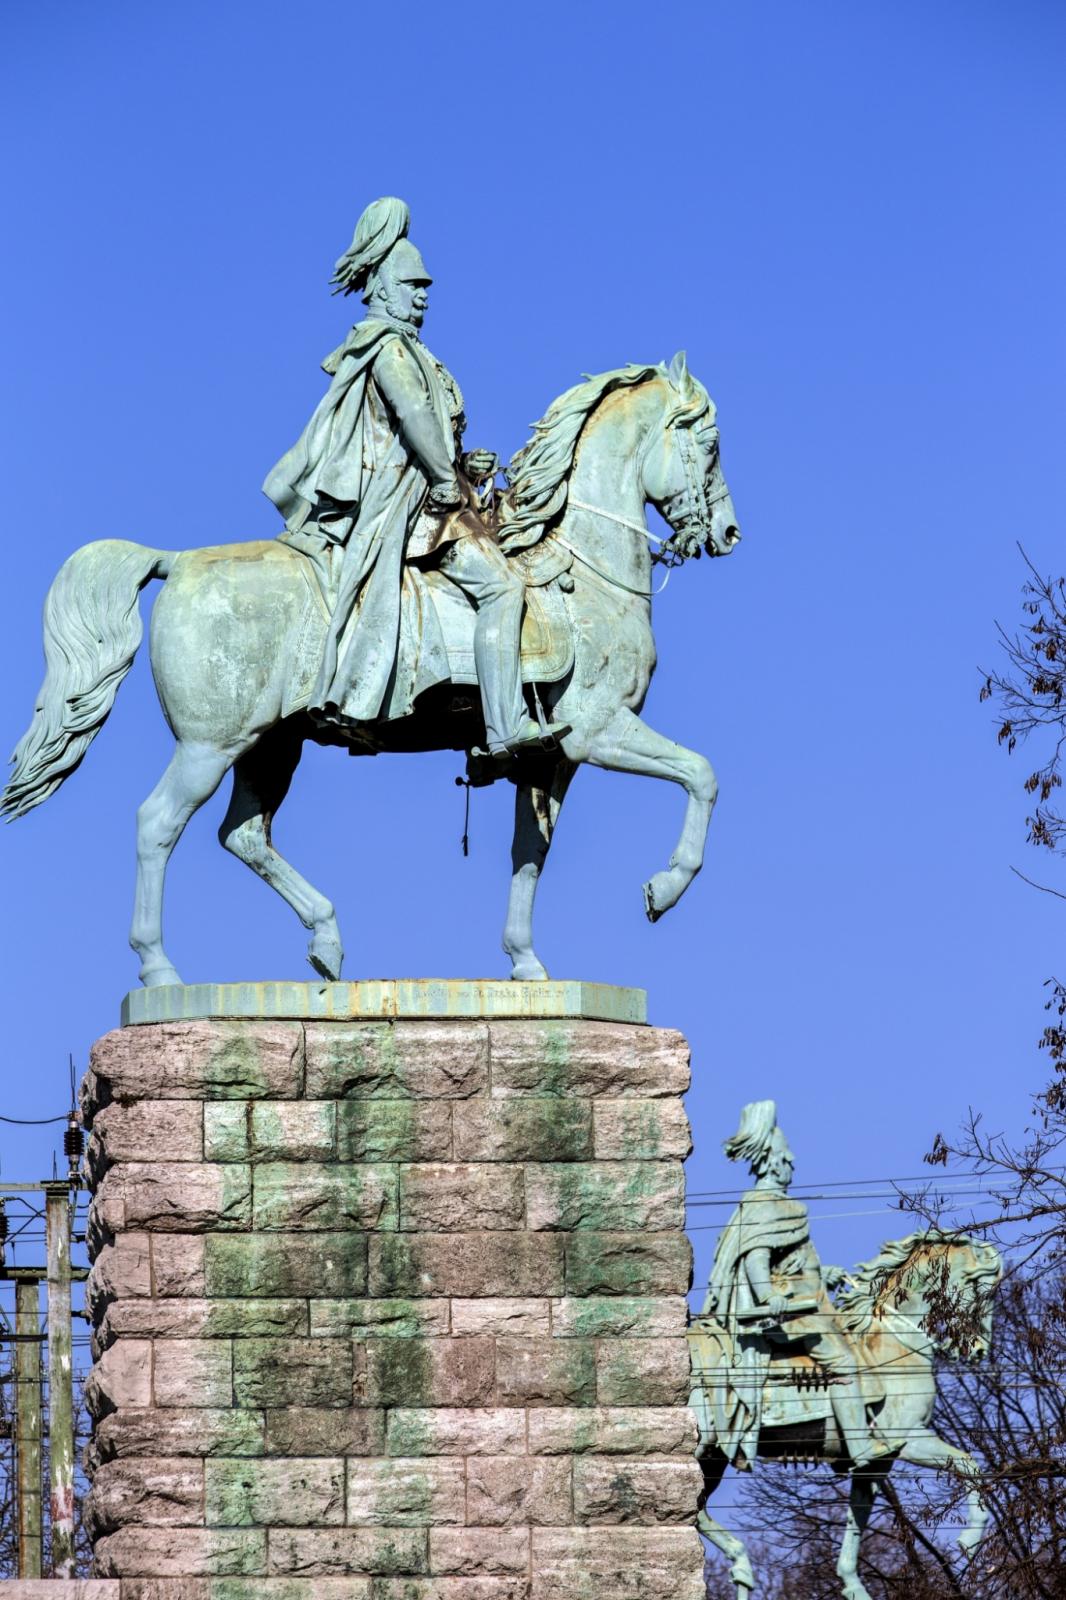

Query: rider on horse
[699,1099,894,1471]
[262,195,568,757]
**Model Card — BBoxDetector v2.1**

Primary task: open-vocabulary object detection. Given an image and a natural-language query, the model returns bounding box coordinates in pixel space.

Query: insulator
[64,1119,85,1163]
[0,1204,7,1244]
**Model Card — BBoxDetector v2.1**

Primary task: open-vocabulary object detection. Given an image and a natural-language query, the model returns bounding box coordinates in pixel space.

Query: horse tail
[2,540,175,820]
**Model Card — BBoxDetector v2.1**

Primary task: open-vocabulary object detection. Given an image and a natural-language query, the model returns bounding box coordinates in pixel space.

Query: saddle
[281,541,574,720]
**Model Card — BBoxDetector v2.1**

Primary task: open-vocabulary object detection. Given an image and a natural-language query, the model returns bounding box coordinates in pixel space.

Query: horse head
[641,351,741,561]
[840,1229,1003,1362]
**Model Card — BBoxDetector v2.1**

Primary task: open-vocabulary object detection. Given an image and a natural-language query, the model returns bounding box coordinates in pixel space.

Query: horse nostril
[725,526,741,545]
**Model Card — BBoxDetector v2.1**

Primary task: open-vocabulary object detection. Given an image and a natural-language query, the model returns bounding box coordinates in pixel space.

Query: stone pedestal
[68,989,703,1599]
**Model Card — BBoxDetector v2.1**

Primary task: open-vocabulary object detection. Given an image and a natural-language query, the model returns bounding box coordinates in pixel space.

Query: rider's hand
[426,478,463,512]
[766,1293,791,1317]
[462,449,499,484]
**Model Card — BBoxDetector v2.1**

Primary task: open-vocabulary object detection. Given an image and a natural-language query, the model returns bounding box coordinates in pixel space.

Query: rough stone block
[549,1296,686,1339]
[253,1163,397,1231]
[399,1164,524,1231]
[366,1337,494,1407]
[90,1022,303,1103]
[233,1339,353,1407]
[337,1100,452,1162]
[0,1586,120,1598]
[152,1341,232,1408]
[86,1459,204,1533]
[309,1299,450,1339]
[88,1235,152,1314]
[85,1341,152,1415]
[527,1406,699,1457]
[452,1098,591,1162]
[264,1408,385,1457]
[94,1408,265,1461]
[487,1022,689,1098]
[305,1023,488,1100]
[94,1526,267,1577]
[205,1233,367,1298]
[530,1528,705,1600]
[103,1298,308,1342]
[112,1584,375,1600]
[152,1236,206,1297]
[203,1584,372,1600]
[525,1163,684,1232]
[370,1584,528,1600]
[93,1162,252,1234]
[429,1528,530,1575]
[205,1458,345,1527]
[450,1299,550,1338]
[370,1234,562,1298]
[385,1408,525,1457]
[249,1101,338,1161]
[572,1457,703,1523]
[563,1233,691,1297]
[346,1459,466,1526]
[494,1338,595,1406]
[594,1338,690,1406]
[466,1457,571,1525]
[202,1102,252,1162]
[89,1102,203,1168]
[266,1526,428,1576]
[592,1100,691,1161]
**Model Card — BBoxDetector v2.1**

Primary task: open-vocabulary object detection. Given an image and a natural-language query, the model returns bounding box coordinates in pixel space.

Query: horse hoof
[510,955,549,981]
[308,927,343,981]
[140,962,183,988]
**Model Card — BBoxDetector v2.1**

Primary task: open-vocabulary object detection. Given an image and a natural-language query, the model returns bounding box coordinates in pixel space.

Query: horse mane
[836,1228,999,1334]
[501,362,710,549]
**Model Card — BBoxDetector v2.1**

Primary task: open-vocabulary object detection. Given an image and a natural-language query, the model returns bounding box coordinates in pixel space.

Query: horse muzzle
[706,524,741,558]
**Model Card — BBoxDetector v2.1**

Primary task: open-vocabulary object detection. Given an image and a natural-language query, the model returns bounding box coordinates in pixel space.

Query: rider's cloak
[695,1190,811,1467]
[262,318,462,721]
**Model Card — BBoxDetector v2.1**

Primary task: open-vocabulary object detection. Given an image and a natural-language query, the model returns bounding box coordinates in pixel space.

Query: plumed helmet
[723,1099,778,1174]
[330,196,412,296]
[384,238,432,285]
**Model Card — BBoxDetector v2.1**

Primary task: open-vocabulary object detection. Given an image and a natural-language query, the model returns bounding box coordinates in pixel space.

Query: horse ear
[668,350,691,394]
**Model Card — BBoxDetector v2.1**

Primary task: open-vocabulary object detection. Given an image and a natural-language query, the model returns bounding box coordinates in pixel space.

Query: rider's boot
[441,537,570,758]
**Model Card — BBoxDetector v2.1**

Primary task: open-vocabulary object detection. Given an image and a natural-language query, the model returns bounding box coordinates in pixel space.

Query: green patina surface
[365,1336,435,1408]
[251,1162,399,1232]
[336,1100,437,1162]
[121,978,648,1026]
[553,1295,666,1338]
[198,1029,300,1099]
[469,1096,592,1160]
[563,1232,691,1297]
[233,1339,354,1407]
[532,1160,681,1231]
[205,1232,369,1298]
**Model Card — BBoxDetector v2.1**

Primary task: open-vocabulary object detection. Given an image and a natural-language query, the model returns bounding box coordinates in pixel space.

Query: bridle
[554,419,728,598]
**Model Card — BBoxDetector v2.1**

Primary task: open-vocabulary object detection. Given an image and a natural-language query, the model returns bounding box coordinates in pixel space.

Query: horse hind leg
[503,759,575,980]
[131,740,235,986]
[218,726,344,980]
[697,1452,754,1598]
[698,1508,754,1597]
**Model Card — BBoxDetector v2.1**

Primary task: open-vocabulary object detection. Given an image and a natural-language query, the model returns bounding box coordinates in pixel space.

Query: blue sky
[1,0,1064,1292]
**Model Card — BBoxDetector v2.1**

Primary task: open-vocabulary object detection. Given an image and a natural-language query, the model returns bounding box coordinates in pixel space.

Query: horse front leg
[697,1450,753,1598]
[576,707,716,920]
[503,759,575,980]
[836,1471,881,1600]
[898,1428,987,1560]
